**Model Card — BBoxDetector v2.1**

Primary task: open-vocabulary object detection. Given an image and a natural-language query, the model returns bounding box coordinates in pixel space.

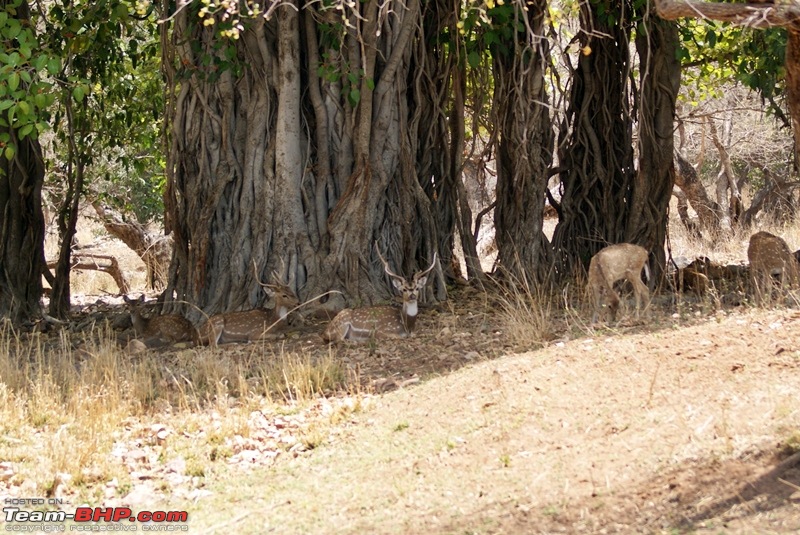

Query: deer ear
[391,278,405,291]
[415,275,429,288]
[263,285,277,297]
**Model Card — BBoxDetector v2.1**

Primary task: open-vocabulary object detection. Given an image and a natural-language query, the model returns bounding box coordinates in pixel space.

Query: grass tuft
[492,269,555,351]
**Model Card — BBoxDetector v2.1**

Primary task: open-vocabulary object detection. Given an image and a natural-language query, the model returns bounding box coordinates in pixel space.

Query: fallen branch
[47,253,130,294]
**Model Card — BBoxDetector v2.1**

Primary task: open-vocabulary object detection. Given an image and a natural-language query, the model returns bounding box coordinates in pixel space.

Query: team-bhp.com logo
[4,498,189,531]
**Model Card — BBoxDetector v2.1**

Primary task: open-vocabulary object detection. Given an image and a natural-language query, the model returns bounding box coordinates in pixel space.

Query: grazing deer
[123,295,197,346]
[587,243,650,323]
[747,231,799,305]
[196,281,300,346]
[321,249,437,342]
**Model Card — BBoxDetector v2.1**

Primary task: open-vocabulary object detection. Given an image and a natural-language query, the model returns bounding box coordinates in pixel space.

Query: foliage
[42,0,165,224]
[0,0,60,161]
[677,19,786,116]
[0,0,164,223]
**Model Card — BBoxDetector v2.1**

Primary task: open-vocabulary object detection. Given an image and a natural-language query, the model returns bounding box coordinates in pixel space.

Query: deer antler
[375,243,437,281]
[375,243,404,281]
[251,259,292,291]
[416,252,438,281]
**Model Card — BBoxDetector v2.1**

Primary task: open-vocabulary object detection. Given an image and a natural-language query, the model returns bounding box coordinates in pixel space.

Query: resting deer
[587,243,650,323]
[123,295,197,347]
[322,249,437,342]
[196,280,300,346]
[748,231,799,305]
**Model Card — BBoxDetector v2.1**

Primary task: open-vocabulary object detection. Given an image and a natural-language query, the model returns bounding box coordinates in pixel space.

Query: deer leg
[626,272,650,319]
[759,271,772,305]
[591,284,602,324]
[607,291,620,322]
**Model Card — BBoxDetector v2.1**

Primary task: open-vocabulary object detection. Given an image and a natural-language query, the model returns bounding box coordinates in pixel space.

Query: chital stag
[322,249,437,342]
[197,280,300,346]
[123,295,197,346]
[748,231,799,305]
[587,243,650,323]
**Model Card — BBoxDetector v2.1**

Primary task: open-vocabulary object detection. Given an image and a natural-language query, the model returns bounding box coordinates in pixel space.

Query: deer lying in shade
[123,295,197,347]
[322,249,437,343]
[587,243,651,323]
[748,231,799,305]
[196,281,300,346]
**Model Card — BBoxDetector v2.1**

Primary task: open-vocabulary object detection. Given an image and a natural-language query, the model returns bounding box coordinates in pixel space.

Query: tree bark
[92,202,172,290]
[493,0,553,284]
[163,0,447,320]
[627,13,682,281]
[0,0,46,325]
[551,0,635,275]
[49,96,85,319]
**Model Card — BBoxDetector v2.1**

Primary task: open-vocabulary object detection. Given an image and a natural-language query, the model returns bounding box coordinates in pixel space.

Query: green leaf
[348,88,360,106]
[468,51,481,68]
[7,72,19,92]
[46,57,61,76]
[113,3,129,20]
[17,100,29,115]
[4,20,21,39]
[4,144,15,160]
[73,85,85,102]
[34,92,46,109]
[19,123,32,138]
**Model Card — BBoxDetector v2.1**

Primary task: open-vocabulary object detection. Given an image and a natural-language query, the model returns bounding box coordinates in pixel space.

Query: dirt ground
[11,220,800,532]
[75,287,794,534]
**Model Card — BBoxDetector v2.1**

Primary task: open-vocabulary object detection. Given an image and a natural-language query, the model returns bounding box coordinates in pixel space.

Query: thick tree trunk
[551,0,635,275]
[0,133,46,324]
[0,0,45,325]
[163,0,447,320]
[627,14,681,281]
[493,0,553,284]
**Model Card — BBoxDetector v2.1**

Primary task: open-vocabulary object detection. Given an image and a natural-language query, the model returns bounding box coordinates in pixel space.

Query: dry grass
[492,270,556,350]
[668,207,800,266]
[0,323,360,502]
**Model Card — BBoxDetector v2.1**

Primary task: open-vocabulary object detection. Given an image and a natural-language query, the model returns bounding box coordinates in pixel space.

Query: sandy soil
[174,305,800,534]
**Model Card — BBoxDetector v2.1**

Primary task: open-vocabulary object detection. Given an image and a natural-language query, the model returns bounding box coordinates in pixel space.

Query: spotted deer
[322,249,437,342]
[196,280,300,346]
[123,295,197,346]
[748,231,799,305]
[587,243,651,323]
